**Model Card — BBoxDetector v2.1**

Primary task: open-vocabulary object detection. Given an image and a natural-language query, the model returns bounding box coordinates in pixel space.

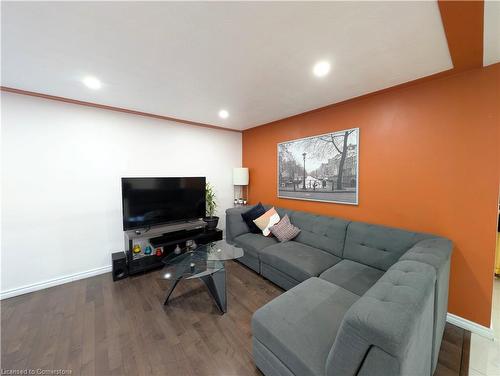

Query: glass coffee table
[161,240,244,314]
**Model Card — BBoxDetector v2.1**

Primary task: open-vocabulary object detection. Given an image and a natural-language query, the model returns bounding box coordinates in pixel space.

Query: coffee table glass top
[161,240,243,280]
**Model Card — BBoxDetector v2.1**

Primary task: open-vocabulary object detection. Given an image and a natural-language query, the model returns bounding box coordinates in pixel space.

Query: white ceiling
[2,1,453,130]
[484,1,500,66]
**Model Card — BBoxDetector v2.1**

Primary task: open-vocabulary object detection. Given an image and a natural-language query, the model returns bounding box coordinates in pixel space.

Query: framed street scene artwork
[277,128,359,205]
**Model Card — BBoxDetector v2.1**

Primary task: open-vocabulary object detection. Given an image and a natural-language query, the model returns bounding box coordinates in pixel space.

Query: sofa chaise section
[253,260,436,376]
[252,277,359,376]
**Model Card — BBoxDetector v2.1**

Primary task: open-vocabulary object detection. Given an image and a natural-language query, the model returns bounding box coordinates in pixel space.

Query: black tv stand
[149,227,204,247]
[124,226,223,276]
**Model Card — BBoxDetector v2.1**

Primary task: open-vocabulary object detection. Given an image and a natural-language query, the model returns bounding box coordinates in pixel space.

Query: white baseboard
[0,265,112,300]
[446,312,495,340]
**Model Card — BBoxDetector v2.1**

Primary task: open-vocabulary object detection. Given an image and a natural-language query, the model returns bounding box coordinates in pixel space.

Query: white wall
[0,92,242,297]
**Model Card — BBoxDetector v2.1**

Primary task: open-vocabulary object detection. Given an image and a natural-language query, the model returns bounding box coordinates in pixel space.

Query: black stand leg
[164,278,181,305]
[200,267,227,314]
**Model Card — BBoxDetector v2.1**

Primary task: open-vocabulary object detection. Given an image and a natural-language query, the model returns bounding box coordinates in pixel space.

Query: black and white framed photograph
[278,128,359,205]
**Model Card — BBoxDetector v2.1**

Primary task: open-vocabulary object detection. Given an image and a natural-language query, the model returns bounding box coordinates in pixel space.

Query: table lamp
[233,167,249,205]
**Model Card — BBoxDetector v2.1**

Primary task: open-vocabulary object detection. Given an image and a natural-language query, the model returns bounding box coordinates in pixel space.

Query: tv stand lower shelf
[126,228,223,275]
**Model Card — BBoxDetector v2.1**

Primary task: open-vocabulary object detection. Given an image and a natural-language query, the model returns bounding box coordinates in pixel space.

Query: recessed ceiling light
[218,109,229,119]
[82,76,102,90]
[313,61,331,77]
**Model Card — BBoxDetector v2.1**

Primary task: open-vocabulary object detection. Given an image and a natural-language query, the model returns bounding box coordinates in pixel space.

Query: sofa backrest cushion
[226,206,257,243]
[273,207,349,258]
[343,222,431,271]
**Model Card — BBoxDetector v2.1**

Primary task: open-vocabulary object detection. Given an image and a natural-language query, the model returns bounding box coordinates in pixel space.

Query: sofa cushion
[319,260,384,296]
[260,241,341,282]
[273,208,349,258]
[233,233,278,257]
[225,206,256,243]
[252,277,359,376]
[343,221,431,271]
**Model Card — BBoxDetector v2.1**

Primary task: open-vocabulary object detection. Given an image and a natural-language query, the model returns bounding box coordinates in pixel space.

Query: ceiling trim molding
[0,86,241,133]
[438,0,484,70]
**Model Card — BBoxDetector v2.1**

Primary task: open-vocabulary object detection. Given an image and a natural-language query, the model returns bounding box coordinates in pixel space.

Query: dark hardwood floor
[435,321,471,376]
[1,261,470,375]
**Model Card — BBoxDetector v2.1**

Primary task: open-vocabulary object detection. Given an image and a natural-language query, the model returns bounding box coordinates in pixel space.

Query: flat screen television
[121,177,206,231]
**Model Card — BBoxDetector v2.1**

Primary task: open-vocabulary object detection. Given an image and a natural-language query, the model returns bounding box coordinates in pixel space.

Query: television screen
[121,177,206,230]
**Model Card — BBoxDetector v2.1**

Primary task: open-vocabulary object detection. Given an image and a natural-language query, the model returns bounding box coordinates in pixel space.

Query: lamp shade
[233,167,249,185]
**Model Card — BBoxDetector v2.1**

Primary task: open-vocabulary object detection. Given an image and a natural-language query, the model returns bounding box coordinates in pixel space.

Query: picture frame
[277,128,359,205]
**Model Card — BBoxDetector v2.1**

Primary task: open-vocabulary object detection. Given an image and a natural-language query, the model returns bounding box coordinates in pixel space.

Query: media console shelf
[124,221,223,275]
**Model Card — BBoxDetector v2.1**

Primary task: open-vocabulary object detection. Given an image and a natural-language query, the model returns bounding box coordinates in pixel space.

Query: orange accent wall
[243,64,500,327]
[438,0,484,71]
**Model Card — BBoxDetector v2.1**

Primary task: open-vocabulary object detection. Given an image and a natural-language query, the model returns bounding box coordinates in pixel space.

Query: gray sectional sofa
[225,205,452,376]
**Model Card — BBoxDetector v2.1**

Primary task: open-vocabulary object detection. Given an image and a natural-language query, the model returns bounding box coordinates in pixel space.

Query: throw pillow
[270,215,301,242]
[253,207,280,236]
[241,202,267,234]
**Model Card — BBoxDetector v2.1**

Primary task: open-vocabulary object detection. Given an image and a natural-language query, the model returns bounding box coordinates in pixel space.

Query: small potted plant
[204,182,219,230]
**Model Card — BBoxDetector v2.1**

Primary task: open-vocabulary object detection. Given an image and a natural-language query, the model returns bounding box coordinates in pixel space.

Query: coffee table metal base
[200,267,227,313]
[163,267,227,314]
